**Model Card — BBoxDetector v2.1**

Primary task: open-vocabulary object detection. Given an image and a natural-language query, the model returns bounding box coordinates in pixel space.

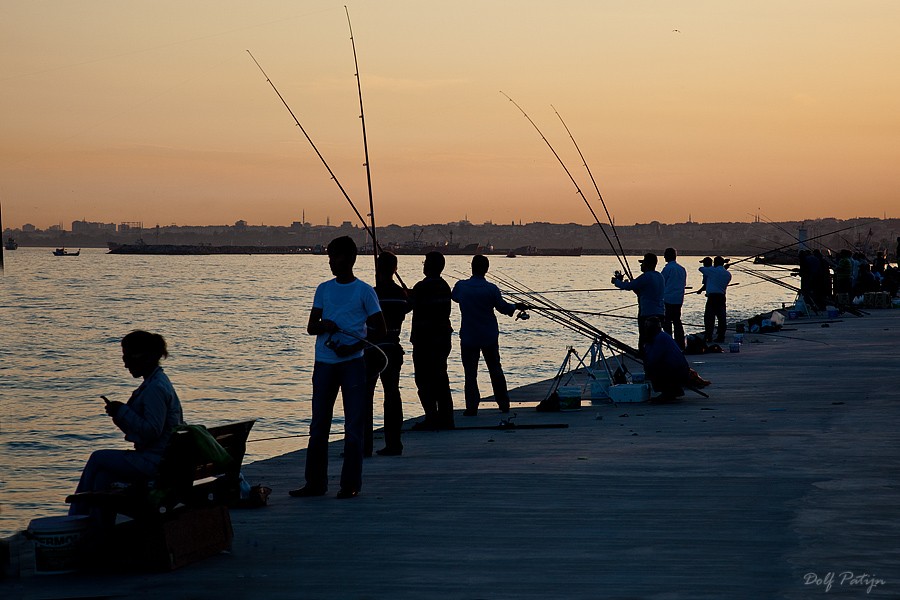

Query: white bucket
[27,515,90,574]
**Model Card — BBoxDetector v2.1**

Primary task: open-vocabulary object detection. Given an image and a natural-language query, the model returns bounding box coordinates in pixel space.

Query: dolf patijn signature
[804,572,886,594]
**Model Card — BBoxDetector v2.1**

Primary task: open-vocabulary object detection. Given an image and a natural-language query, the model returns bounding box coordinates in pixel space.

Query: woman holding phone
[68,330,183,518]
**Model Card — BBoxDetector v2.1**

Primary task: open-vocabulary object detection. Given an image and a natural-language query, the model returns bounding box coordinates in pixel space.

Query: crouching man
[641,317,694,402]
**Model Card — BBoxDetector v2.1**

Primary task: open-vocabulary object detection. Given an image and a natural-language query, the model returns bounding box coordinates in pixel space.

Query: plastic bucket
[556,385,582,410]
[27,515,90,574]
[729,343,741,353]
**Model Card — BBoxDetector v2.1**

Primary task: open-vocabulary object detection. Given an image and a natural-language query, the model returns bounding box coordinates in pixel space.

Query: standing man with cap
[661,247,687,350]
[697,255,732,343]
[612,252,665,354]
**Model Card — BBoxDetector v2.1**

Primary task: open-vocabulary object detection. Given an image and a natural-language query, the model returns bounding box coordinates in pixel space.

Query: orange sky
[2,1,898,229]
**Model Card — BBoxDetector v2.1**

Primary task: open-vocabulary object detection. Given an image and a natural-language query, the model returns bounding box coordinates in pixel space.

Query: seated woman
[68,330,184,518]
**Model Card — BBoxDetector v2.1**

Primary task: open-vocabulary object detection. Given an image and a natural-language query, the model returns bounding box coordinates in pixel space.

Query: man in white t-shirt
[290,236,385,500]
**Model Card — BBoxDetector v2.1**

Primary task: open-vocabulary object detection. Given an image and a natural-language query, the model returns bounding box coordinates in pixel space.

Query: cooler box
[590,378,612,402]
[608,383,651,403]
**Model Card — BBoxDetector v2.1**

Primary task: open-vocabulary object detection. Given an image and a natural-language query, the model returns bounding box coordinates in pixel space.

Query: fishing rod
[481,270,611,341]
[524,286,695,294]
[730,221,878,268]
[733,266,801,293]
[551,105,631,278]
[344,6,378,272]
[753,213,841,259]
[500,92,633,279]
[247,51,377,245]
[490,269,640,358]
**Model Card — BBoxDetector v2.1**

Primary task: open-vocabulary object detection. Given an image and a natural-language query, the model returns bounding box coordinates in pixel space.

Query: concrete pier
[5,309,899,599]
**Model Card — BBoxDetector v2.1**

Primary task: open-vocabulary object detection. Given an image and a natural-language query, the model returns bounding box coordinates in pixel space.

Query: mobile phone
[101,395,110,404]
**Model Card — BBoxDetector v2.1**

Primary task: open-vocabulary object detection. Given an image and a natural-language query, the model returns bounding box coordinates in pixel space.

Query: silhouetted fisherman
[612,252,665,353]
[365,251,411,456]
[452,254,526,416]
[409,251,455,430]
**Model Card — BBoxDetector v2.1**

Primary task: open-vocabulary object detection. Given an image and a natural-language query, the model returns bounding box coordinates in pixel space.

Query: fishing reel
[514,302,530,321]
[613,270,624,282]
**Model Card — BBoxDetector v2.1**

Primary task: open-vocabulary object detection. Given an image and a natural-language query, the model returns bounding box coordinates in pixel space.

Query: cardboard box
[109,504,233,571]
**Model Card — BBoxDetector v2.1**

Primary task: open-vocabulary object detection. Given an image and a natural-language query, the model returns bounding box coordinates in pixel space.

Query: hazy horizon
[3,2,899,229]
[5,214,897,235]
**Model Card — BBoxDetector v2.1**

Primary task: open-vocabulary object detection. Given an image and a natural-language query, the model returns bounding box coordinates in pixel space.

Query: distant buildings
[3,217,898,257]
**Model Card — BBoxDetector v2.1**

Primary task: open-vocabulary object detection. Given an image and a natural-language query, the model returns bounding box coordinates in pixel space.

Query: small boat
[52,248,80,256]
[4,237,18,250]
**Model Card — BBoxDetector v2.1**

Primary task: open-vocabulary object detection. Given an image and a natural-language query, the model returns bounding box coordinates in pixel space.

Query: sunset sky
[2,1,898,230]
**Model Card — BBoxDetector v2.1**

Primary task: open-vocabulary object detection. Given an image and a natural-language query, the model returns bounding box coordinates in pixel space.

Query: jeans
[460,343,509,412]
[306,358,367,493]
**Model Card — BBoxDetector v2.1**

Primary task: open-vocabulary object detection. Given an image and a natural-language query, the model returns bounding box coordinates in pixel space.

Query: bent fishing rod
[345,6,378,272]
[551,105,631,278]
[500,92,632,280]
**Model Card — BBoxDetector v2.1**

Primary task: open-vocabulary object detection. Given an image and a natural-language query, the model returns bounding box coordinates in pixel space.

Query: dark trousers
[306,358,367,493]
[704,293,727,343]
[412,337,454,428]
[663,303,685,350]
[365,343,404,453]
[460,343,510,413]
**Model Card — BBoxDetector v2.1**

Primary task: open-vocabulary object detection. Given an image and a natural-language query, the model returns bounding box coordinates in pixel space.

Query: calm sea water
[0,247,794,536]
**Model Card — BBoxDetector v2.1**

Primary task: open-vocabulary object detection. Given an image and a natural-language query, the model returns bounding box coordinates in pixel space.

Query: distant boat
[4,237,18,250]
[511,246,582,257]
[52,248,80,256]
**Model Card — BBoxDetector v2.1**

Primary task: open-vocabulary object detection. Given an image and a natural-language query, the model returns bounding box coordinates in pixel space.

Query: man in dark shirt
[365,251,411,456]
[409,251,455,430]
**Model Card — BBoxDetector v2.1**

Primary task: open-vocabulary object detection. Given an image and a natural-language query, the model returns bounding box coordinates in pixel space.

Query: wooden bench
[65,420,255,570]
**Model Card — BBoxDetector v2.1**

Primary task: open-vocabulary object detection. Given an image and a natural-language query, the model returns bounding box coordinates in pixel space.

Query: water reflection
[0,248,793,535]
